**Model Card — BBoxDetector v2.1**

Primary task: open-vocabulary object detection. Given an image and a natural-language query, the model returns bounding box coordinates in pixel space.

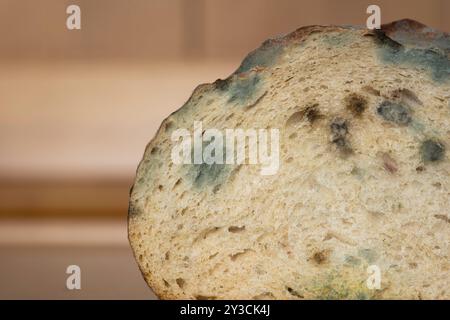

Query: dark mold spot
[128,203,140,217]
[213,78,230,91]
[330,118,352,155]
[302,104,323,123]
[421,139,445,162]
[236,38,284,74]
[416,165,425,172]
[432,182,442,188]
[377,101,412,125]
[311,250,329,265]
[345,93,368,117]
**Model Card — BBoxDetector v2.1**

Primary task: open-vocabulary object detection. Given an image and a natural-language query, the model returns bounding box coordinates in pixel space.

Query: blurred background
[0,0,448,299]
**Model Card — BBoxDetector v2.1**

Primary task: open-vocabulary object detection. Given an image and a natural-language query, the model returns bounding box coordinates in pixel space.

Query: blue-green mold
[372,30,450,82]
[236,38,285,74]
[228,72,263,105]
[184,142,232,191]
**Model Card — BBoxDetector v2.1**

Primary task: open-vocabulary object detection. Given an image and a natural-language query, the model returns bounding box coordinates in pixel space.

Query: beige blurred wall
[0,0,448,61]
[0,0,448,217]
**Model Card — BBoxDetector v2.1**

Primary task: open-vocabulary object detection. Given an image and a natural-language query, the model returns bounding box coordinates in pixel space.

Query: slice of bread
[128,19,450,300]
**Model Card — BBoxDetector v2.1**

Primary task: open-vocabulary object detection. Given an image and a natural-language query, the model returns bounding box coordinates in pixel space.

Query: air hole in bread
[176,278,185,289]
[173,178,182,189]
[228,225,246,233]
[208,252,219,259]
[193,227,221,243]
[286,111,303,127]
[286,286,304,298]
[195,295,217,300]
[225,113,234,121]
[391,88,422,106]
[253,292,275,299]
[362,85,381,96]
[230,249,252,261]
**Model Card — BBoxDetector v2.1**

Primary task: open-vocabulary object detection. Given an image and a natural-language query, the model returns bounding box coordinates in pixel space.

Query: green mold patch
[322,32,355,48]
[377,43,450,83]
[310,270,376,300]
[377,101,412,125]
[421,139,446,163]
[344,255,362,266]
[183,143,233,192]
[384,20,450,53]
[236,38,285,74]
[219,72,268,108]
[358,248,378,264]
[188,162,230,190]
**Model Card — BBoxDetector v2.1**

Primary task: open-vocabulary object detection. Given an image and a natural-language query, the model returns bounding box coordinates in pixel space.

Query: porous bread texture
[129,20,450,300]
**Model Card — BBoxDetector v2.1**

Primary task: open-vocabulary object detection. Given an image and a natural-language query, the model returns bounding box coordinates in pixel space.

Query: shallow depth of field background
[0,0,448,299]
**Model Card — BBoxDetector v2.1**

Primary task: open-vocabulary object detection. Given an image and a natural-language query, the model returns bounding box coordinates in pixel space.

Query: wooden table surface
[0,219,157,299]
